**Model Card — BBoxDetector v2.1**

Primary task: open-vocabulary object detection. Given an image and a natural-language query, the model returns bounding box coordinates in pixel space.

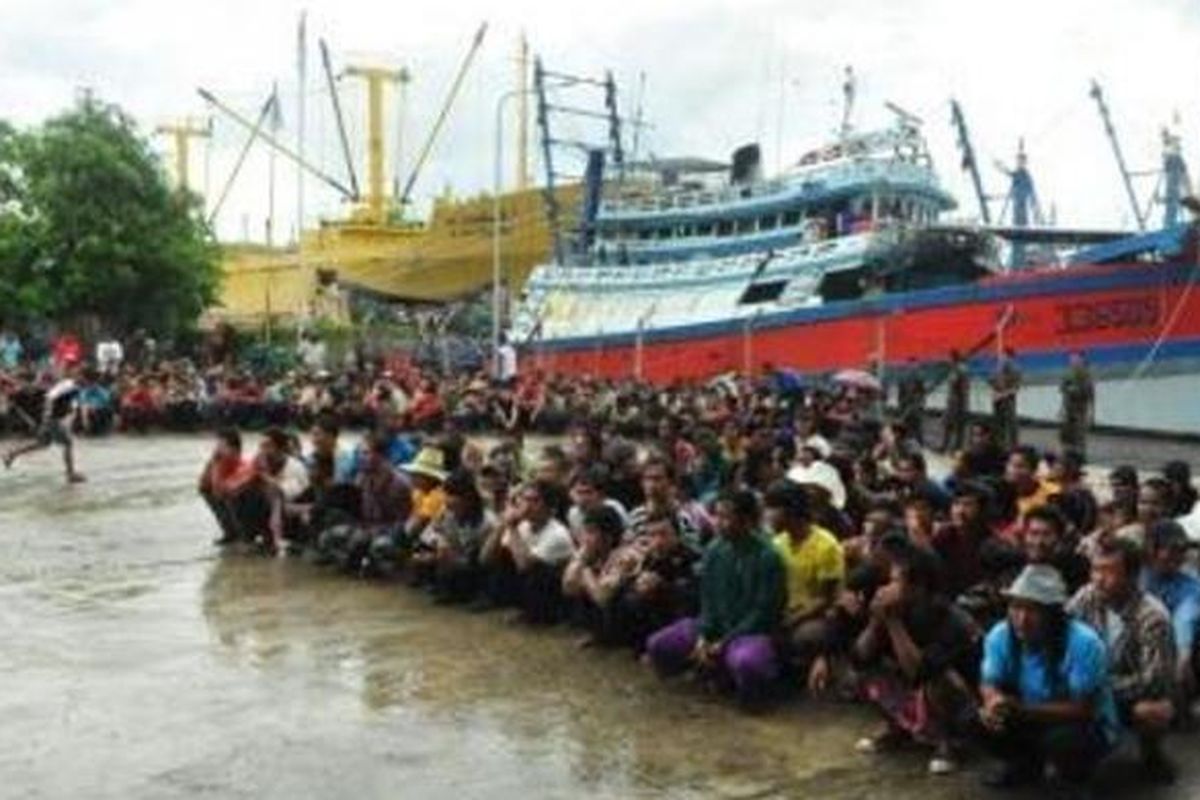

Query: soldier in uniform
[1059,350,1095,460]
[940,349,970,453]
[990,347,1021,451]
[897,358,926,446]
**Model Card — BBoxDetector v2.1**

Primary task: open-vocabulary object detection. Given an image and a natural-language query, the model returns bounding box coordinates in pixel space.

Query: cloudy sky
[1,0,1196,242]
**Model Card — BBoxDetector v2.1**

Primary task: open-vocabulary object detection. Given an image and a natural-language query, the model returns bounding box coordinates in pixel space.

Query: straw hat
[402,446,447,482]
[786,460,846,510]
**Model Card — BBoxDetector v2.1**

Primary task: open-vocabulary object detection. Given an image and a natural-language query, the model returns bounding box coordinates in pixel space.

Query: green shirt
[698,533,786,641]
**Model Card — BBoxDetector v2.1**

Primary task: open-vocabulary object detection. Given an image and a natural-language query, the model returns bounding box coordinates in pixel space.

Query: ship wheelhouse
[515,120,992,344]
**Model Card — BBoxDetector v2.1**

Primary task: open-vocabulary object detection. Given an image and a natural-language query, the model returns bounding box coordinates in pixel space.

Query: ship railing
[599,161,942,217]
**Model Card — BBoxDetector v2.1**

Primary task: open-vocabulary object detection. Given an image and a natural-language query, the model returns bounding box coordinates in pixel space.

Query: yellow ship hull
[211,185,577,326]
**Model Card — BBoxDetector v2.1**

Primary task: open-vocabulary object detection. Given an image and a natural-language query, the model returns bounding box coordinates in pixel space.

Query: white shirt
[298,339,327,371]
[276,456,310,501]
[507,517,574,565]
[96,340,124,372]
[497,344,517,381]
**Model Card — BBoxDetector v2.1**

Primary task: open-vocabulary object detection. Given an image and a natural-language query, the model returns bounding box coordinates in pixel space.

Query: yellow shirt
[414,486,447,521]
[772,526,845,619]
[1016,480,1055,522]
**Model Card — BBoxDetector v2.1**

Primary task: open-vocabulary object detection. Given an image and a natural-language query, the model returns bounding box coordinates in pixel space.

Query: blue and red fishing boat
[512,68,1198,432]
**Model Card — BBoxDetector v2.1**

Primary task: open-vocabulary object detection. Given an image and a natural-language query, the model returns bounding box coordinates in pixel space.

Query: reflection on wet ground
[0,435,1194,799]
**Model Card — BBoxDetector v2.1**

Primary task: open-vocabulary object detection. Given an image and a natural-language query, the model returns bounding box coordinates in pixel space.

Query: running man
[3,366,90,483]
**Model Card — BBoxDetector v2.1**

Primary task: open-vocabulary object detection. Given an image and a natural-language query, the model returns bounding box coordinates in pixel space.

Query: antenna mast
[949,99,991,224]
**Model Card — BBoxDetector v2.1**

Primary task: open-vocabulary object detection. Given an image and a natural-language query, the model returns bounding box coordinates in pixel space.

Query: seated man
[763,480,844,682]
[1022,505,1090,594]
[411,469,497,604]
[561,505,629,642]
[1141,520,1200,720]
[198,427,255,545]
[318,434,411,572]
[611,510,699,653]
[979,564,1120,792]
[565,464,629,545]
[933,480,997,598]
[646,489,785,707]
[478,479,575,624]
[1069,538,1178,784]
[853,542,975,775]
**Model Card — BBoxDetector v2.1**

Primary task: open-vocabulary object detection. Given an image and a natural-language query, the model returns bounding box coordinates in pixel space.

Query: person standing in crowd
[990,347,1021,451]
[978,564,1120,793]
[1068,538,1177,784]
[95,335,124,376]
[940,349,970,454]
[0,329,22,369]
[495,332,518,386]
[2,364,90,483]
[1141,520,1199,722]
[646,489,785,707]
[1059,351,1095,461]
[897,358,926,447]
[297,331,327,373]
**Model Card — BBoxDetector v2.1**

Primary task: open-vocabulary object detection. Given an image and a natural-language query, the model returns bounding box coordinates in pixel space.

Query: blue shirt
[981,618,1121,745]
[344,433,417,481]
[1142,569,1200,656]
[78,385,112,410]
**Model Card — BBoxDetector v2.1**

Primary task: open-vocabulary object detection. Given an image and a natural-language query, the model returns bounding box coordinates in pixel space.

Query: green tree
[0,97,220,337]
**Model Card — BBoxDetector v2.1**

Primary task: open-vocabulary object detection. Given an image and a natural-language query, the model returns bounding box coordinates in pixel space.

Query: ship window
[736,218,755,234]
[717,220,734,236]
[738,280,788,304]
[759,214,778,231]
[698,222,714,237]
[638,229,653,240]
[782,210,801,226]
[658,227,673,240]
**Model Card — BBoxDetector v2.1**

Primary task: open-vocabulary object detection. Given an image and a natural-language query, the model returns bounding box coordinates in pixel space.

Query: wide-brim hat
[786,460,846,510]
[800,434,832,460]
[402,446,447,482]
[1002,564,1068,607]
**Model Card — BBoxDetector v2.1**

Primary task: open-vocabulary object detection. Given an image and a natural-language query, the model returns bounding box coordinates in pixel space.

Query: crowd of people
[2,329,1198,798]
[189,371,1197,798]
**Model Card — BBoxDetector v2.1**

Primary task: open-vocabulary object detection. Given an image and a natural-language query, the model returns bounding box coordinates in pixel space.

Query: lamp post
[492,89,536,379]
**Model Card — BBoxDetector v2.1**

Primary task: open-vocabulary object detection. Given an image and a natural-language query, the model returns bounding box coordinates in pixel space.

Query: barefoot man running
[3,365,89,483]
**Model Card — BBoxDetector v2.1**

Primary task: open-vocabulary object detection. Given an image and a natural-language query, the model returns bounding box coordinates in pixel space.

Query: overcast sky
[1,0,1196,242]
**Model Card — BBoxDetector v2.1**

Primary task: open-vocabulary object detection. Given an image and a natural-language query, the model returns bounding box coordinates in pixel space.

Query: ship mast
[1089,79,1146,231]
[516,33,530,192]
[949,99,991,225]
[155,117,211,193]
[344,65,410,225]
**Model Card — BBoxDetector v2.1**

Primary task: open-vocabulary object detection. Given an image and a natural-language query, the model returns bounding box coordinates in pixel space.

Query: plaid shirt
[1067,585,1176,704]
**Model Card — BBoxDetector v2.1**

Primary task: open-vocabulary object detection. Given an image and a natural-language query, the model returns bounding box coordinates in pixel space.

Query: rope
[1126,249,1200,382]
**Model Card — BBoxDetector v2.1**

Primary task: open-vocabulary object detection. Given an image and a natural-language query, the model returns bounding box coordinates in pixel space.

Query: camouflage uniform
[941,359,969,453]
[1059,364,1095,459]
[990,358,1021,451]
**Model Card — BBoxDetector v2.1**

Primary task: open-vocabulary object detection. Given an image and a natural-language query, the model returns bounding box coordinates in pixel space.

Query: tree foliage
[0,97,220,337]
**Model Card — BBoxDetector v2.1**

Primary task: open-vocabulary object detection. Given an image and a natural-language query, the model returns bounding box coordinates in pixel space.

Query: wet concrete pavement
[0,435,1197,799]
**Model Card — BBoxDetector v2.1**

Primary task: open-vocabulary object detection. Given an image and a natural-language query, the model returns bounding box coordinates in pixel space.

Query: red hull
[525,261,1200,383]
